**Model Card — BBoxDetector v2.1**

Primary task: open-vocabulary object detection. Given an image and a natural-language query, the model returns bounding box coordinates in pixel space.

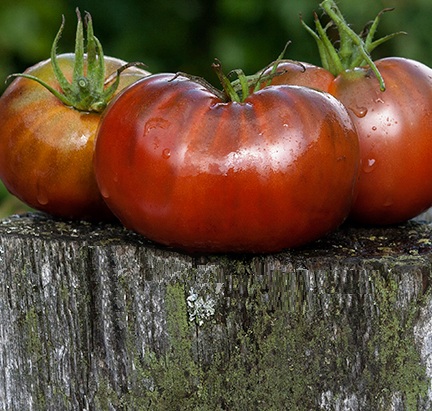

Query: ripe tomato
[94,73,359,253]
[0,11,149,221]
[269,58,432,225]
[329,57,432,224]
[272,1,432,225]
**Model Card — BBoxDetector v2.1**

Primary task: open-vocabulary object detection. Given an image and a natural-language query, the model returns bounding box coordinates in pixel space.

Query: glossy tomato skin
[329,57,432,224]
[95,73,359,253]
[0,53,149,221]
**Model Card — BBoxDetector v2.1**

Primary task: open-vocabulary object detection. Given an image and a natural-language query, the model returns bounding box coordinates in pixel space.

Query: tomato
[0,54,148,220]
[0,11,149,221]
[270,57,432,225]
[94,72,359,253]
[272,0,432,225]
[329,57,432,224]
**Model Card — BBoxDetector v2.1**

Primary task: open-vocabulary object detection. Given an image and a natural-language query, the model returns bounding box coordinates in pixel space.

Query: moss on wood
[0,212,431,410]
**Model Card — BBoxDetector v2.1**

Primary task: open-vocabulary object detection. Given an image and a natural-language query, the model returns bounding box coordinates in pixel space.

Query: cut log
[1,212,432,410]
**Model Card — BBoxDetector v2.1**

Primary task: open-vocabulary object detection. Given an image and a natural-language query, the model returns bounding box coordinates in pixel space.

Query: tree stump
[1,211,432,410]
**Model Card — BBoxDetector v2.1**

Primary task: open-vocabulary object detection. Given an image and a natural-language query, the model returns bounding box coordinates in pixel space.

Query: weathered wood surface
[1,212,432,410]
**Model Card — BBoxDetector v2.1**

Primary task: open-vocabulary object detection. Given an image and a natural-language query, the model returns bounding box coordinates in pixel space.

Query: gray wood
[1,212,432,410]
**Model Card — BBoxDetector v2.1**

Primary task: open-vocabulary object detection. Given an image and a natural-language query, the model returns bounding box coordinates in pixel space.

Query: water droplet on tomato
[37,192,49,206]
[99,186,110,199]
[350,106,368,118]
[162,148,171,159]
[371,126,377,131]
[362,158,376,173]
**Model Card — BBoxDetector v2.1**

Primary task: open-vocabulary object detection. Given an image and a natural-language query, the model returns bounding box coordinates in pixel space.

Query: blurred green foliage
[0,0,432,217]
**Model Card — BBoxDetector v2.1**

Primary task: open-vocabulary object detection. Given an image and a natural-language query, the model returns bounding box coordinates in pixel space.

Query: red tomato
[0,54,148,221]
[269,57,432,225]
[284,0,432,225]
[329,57,432,224]
[94,73,359,253]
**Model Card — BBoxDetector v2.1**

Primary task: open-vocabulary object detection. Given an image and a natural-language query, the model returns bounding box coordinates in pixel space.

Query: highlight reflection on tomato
[94,73,360,253]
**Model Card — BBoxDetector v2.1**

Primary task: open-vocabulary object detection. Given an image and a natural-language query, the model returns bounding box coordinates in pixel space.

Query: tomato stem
[304,0,405,92]
[6,8,146,113]
[321,0,386,90]
[212,60,242,103]
[253,41,292,91]
[212,43,291,103]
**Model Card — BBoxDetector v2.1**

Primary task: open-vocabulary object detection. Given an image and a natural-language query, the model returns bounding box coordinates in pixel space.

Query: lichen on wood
[0,212,432,410]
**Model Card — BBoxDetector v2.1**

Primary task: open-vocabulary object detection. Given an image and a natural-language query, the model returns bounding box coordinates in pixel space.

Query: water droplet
[362,158,376,173]
[371,126,377,131]
[162,148,171,159]
[37,191,49,205]
[99,186,110,199]
[350,106,368,118]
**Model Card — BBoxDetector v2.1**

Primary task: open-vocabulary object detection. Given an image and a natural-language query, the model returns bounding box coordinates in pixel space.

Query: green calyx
[7,9,145,113]
[177,46,286,104]
[303,0,405,91]
[212,43,290,103]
